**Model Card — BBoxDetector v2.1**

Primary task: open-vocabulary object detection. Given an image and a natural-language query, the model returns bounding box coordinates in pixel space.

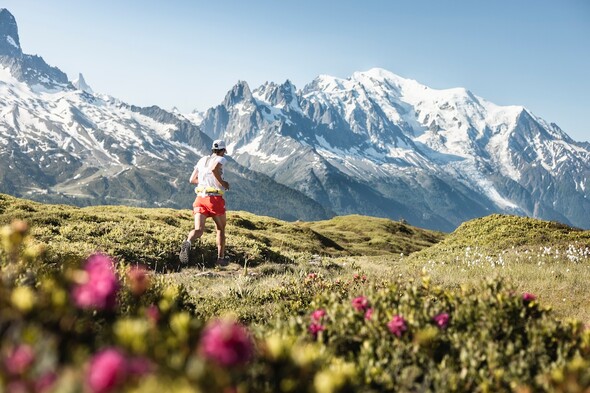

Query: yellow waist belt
[195,186,224,195]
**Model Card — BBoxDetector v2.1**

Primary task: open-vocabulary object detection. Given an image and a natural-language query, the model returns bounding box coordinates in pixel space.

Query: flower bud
[126,265,150,296]
[4,344,35,375]
[199,318,253,367]
[71,254,119,311]
[11,286,36,313]
[86,348,127,393]
[11,220,29,235]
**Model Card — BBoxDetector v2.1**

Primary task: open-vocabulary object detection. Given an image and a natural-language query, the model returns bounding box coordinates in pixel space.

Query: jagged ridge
[197,68,590,230]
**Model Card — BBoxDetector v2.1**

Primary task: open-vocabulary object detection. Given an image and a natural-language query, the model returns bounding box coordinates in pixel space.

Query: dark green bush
[0,220,358,393]
[277,275,590,392]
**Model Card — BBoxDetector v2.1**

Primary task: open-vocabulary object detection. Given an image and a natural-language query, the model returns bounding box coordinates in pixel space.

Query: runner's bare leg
[212,214,226,259]
[187,213,206,242]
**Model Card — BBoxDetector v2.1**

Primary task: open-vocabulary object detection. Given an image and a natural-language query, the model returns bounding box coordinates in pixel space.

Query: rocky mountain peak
[72,73,93,93]
[199,69,590,230]
[0,8,70,90]
[254,79,299,110]
[0,9,22,57]
[223,80,253,107]
[279,79,297,102]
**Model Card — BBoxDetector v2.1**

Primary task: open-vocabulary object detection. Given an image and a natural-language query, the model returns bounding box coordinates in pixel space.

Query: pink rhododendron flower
[4,344,35,375]
[307,273,317,279]
[522,292,536,302]
[433,312,450,329]
[86,348,127,393]
[308,322,325,339]
[72,254,119,310]
[145,304,160,324]
[128,356,154,376]
[351,296,370,312]
[353,274,367,282]
[364,308,374,321]
[311,309,327,321]
[387,315,407,337]
[35,372,57,392]
[126,265,150,296]
[199,319,253,367]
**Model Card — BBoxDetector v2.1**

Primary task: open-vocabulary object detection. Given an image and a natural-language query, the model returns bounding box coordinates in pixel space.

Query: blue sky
[4,0,589,141]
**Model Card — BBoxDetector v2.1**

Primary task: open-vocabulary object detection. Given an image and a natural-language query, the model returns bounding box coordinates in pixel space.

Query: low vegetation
[414,214,590,256]
[1,194,590,392]
[0,193,443,270]
[407,214,590,321]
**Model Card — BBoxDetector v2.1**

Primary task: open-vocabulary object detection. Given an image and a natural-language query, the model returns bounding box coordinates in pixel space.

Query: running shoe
[179,240,191,264]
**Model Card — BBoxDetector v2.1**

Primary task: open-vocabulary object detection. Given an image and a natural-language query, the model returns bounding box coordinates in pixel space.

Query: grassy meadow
[1,193,589,323]
[2,193,590,391]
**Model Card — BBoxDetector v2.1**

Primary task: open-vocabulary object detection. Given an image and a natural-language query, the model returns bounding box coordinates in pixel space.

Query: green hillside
[301,214,444,256]
[0,193,443,269]
[2,193,590,322]
[411,213,590,262]
[3,193,590,391]
[407,214,590,322]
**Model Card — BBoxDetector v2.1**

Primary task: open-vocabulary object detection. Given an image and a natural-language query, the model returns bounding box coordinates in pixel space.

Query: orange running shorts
[193,195,226,217]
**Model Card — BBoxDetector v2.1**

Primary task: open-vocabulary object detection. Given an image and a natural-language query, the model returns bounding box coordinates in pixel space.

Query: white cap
[212,140,226,150]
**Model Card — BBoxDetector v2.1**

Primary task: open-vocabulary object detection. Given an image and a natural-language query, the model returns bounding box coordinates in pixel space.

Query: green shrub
[277,275,590,392]
[0,220,358,393]
[0,194,442,270]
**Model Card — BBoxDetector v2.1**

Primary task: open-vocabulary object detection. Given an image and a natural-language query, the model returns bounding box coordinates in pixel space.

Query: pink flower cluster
[351,296,369,312]
[308,322,326,338]
[2,345,57,392]
[311,309,326,321]
[350,295,455,337]
[86,348,153,393]
[386,312,450,338]
[4,344,35,375]
[145,304,160,324]
[522,292,537,302]
[199,319,254,367]
[72,254,120,310]
[309,309,327,339]
[306,290,543,342]
[353,273,367,282]
[351,296,374,320]
[126,265,150,296]
[387,315,407,337]
[433,312,450,329]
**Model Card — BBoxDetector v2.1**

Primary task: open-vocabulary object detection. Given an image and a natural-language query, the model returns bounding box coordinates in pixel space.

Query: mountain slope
[0,8,70,90]
[0,193,442,268]
[197,68,590,230]
[1,8,588,230]
[0,9,332,222]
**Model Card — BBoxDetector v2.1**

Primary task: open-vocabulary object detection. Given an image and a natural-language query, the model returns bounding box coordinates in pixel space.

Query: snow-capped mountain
[72,73,93,94]
[0,9,332,221]
[197,68,590,230]
[1,8,588,230]
[0,9,70,91]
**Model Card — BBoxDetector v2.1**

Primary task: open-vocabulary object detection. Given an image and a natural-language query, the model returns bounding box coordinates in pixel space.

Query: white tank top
[195,154,227,190]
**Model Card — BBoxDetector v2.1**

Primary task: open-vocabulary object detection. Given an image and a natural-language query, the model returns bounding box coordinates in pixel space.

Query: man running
[179,139,230,266]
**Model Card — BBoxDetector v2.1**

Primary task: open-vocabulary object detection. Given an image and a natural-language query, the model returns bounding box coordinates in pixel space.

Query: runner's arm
[212,163,229,190]
[189,167,198,184]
